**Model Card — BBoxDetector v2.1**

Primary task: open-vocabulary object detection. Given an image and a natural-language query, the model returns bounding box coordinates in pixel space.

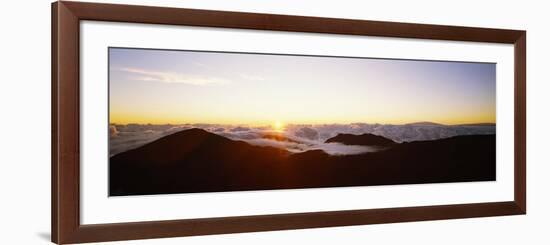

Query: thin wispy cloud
[118,67,229,86]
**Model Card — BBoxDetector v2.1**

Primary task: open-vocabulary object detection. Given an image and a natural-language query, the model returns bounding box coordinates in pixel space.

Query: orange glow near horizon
[272,121,285,132]
[109,112,495,126]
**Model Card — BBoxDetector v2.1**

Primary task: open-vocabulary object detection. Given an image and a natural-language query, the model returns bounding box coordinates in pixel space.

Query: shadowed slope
[325,133,396,146]
[110,128,289,195]
[110,129,495,196]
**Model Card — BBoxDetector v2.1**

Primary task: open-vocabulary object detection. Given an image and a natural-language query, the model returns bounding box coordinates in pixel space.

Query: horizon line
[109,121,496,127]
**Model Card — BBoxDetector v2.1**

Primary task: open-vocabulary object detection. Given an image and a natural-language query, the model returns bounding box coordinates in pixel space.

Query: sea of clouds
[109,123,496,156]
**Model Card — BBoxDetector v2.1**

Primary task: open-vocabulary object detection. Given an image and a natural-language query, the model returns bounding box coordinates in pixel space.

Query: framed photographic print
[52,1,526,244]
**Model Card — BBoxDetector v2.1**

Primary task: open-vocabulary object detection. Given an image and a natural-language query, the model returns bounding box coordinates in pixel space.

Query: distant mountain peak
[162,127,230,142]
[325,133,395,146]
[405,121,444,126]
[455,123,496,126]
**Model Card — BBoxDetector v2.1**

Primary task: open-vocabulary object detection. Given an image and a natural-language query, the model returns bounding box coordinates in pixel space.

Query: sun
[273,121,285,132]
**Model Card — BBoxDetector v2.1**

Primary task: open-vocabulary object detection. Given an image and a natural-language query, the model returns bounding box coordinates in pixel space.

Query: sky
[109,47,496,126]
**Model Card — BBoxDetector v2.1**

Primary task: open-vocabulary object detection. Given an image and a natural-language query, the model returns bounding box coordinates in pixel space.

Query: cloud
[241,138,377,155]
[216,127,377,155]
[242,138,306,153]
[220,131,260,140]
[109,130,165,156]
[109,123,496,156]
[294,127,319,141]
[109,125,118,137]
[230,126,251,132]
[310,143,378,155]
[109,124,189,156]
[118,67,229,86]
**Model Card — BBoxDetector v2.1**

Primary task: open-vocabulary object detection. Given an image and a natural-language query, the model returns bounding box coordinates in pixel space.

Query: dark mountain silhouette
[325,133,396,147]
[109,128,289,196]
[110,128,496,196]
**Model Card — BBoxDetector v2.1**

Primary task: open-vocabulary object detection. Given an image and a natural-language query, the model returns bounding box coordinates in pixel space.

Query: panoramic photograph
[108,47,496,196]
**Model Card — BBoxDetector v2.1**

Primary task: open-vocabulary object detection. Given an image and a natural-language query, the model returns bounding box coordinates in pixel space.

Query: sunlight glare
[273,121,285,132]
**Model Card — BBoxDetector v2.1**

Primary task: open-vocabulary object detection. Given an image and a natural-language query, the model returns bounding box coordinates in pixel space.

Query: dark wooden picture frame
[52,1,526,244]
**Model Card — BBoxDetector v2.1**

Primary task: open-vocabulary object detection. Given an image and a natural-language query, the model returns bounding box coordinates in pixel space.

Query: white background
[0,0,548,244]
